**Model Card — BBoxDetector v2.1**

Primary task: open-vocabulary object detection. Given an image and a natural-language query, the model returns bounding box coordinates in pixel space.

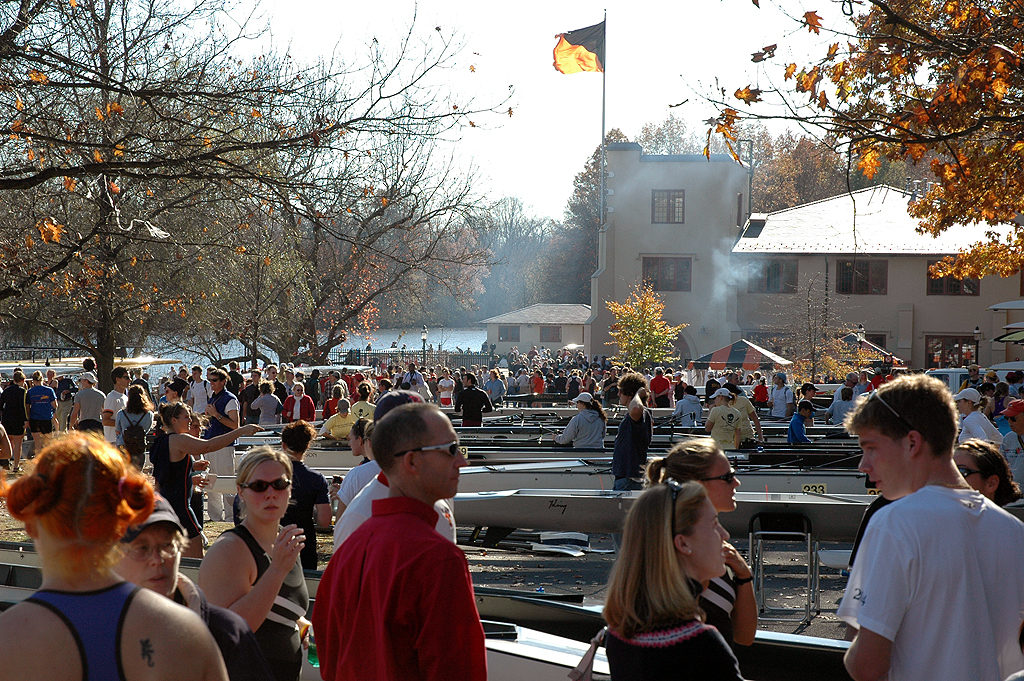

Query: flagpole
[599,9,607,227]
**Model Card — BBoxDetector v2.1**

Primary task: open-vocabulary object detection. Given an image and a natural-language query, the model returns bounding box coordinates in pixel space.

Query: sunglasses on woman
[239,477,291,493]
[700,469,738,484]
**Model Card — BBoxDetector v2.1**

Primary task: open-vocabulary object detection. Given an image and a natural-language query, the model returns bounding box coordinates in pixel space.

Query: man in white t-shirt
[437,369,456,407]
[839,374,1024,681]
[332,390,456,550]
[186,365,211,413]
[101,367,130,443]
[766,372,794,420]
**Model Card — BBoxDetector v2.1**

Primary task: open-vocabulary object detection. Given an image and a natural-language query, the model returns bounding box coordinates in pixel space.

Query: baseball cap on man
[373,389,424,421]
[121,496,185,543]
[711,388,733,400]
[1002,399,1024,419]
[79,372,98,385]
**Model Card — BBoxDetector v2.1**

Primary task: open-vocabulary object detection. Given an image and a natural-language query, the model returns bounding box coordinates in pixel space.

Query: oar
[802,490,871,504]
[805,453,863,470]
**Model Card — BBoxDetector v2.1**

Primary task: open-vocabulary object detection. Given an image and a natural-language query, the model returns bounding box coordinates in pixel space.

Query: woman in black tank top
[199,446,309,681]
[155,403,260,557]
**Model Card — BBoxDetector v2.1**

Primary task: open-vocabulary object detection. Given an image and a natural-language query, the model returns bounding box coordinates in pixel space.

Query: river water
[345,326,487,352]
[161,326,488,367]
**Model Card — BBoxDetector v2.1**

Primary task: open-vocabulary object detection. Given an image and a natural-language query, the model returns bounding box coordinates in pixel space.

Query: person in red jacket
[282,382,315,422]
[531,369,546,395]
[752,378,769,409]
[312,403,486,681]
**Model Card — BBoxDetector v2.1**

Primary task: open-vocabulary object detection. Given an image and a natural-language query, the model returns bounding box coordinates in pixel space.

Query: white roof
[479,304,592,325]
[733,185,1015,255]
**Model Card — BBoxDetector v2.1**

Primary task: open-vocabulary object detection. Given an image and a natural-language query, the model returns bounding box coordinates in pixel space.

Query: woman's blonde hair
[646,437,723,485]
[603,481,707,638]
[235,446,293,519]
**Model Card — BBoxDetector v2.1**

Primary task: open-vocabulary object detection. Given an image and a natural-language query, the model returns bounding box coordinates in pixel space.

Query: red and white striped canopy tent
[686,340,792,371]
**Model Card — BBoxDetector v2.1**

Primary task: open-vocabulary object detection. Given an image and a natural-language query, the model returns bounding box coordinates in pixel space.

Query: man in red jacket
[312,403,485,681]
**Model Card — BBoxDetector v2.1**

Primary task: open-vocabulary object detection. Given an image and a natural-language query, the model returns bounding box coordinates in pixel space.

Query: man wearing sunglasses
[839,375,1024,681]
[313,402,486,681]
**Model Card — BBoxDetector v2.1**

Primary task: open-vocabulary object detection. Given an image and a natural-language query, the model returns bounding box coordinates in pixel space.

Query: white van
[989,362,1024,384]
[926,363,1024,391]
[925,367,977,392]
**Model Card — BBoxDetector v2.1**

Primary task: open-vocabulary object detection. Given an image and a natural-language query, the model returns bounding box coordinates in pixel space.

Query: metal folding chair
[748,511,814,622]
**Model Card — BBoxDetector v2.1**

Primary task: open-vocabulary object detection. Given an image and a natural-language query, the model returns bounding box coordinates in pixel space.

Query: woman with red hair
[0,433,228,681]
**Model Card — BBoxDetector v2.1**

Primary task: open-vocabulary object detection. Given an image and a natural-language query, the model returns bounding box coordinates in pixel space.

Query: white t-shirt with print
[838,485,1024,681]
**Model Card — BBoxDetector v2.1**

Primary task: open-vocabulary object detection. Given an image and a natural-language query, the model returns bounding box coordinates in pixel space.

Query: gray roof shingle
[479,304,592,325]
[733,185,1015,255]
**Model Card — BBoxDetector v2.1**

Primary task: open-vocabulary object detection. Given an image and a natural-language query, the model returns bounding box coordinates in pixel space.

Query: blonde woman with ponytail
[0,433,228,681]
[646,438,756,646]
[603,480,743,680]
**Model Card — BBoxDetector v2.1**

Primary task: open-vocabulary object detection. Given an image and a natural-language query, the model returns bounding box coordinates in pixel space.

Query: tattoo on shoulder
[140,639,155,667]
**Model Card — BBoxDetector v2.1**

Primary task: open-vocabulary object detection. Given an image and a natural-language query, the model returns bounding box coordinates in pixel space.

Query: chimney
[911,179,922,200]
[904,177,912,194]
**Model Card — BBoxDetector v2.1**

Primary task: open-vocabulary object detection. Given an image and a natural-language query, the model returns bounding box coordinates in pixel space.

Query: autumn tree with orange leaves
[706,0,1024,280]
[0,0,501,381]
[606,282,687,367]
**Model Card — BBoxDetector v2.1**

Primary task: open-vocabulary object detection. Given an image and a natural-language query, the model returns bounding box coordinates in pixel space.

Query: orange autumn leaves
[716,0,1024,277]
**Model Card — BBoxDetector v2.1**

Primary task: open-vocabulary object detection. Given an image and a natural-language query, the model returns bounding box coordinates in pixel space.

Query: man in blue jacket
[788,400,814,443]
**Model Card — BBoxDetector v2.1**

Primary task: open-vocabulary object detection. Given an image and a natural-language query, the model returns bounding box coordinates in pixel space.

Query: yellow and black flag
[552,21,605,74]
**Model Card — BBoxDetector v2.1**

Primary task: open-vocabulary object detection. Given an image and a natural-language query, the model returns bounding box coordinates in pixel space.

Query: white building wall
[734,253,1024,368]
[588,143,750,359]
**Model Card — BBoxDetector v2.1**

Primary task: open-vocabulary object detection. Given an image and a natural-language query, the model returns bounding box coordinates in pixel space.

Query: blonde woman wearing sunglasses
[646,437,756,647]
[200,447,309,681]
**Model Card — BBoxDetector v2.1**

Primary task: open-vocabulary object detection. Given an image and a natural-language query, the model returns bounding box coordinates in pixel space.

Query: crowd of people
[5,350,1024,680]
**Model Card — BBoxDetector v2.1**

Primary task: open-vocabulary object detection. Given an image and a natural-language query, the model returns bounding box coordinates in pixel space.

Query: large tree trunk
[94,304,117,393]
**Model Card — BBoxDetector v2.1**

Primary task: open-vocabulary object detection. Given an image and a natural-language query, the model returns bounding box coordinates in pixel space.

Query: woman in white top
[954,387,1002,443]
[437,369,456,407]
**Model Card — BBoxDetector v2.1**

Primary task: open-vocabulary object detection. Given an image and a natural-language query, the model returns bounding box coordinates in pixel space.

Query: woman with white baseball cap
[553,392,607,449]
[953,387,1002,444]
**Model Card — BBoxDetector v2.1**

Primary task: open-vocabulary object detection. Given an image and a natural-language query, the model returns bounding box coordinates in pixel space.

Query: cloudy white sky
[264,0,842,219]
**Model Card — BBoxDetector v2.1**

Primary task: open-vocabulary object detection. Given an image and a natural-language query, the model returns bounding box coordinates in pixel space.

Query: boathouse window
[498,325,520,342]
[642,256,692,292]
[651,190,685,224]
[865,333,888,349]
[927,260,979,296]
[926,335,979,369]
[837,259,887,295]
[539,326,562,343]
[748,259,798,293]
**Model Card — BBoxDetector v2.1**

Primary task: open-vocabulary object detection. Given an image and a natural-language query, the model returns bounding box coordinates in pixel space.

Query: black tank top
[226,525,309,674]
[150,434,201,538]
